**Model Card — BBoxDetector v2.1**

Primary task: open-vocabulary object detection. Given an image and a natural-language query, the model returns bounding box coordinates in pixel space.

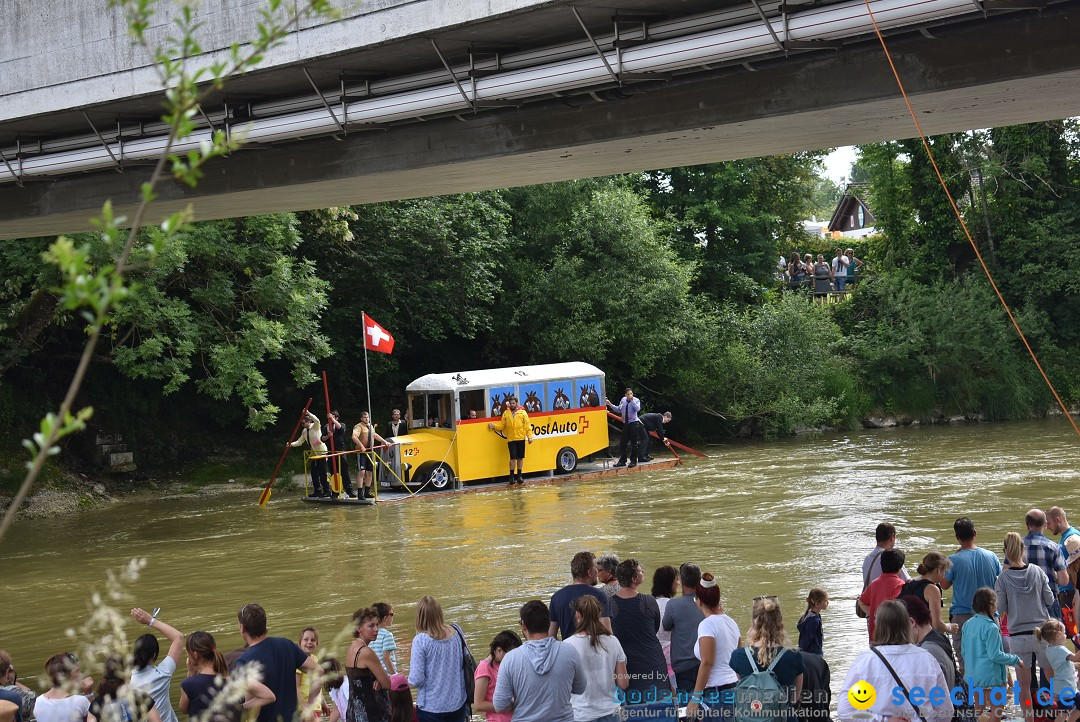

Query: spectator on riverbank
[663,562,706,695]
[859,550,907,641]
[130,607,184,722]
[408,596,469,722]
[996,531,1053,717]
[597,555,620,598]
[961,588,1022,722]
[903,595,958,689]
[1023,508,1068,617]
[796,588,828,655]
[900,552,957,636]
[370,603,398,676]
[1047,506,1080,608]
[832,249,850,293]
[862,523,912,586]
[473,630,521,722]
[493,601,585,722]
[0,651,36,722]
[549,551,611,639]
[683,573,740,721]
[651,565,678,682]
[838,601,951,722]
[564,596,627,722]
[610,559,668,701]
[943,517,1002,675]
[235,603,321,722]
[845,249,864,286]
[730,597,804,722]
[32,653,92,722]
[92,655,160,722]
[181,630,274,722]
[813,254,833,301]
[345,608,392,722]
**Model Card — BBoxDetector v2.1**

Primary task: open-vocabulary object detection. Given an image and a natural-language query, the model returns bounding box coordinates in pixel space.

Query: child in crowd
[797,588,828,655]
[296,627,328,717]
[1035,619,1080,722]
[473,631,522,722]
[325,658,349,722]
[961,588,1022,722]
[371,603,398,675]
[388,673,416,722]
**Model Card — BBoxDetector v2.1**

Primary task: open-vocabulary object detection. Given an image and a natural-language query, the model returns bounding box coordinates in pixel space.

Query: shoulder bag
[451,624,477,710]
[870,647,929,722]
[857,550,884,618]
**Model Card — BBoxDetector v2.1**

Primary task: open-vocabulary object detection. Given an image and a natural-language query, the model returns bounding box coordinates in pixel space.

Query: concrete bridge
[1,0,1079,239]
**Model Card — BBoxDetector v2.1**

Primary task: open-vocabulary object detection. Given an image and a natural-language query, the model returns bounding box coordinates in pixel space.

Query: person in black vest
[386,408,408,438]
[639,411,672,462]
[323,411,355,498]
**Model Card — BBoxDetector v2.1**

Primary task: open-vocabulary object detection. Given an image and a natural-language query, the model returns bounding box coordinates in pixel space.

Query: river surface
[4,418,1079,703]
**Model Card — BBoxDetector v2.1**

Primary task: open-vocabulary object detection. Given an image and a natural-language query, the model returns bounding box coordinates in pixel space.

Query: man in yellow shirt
[488,394,533,483]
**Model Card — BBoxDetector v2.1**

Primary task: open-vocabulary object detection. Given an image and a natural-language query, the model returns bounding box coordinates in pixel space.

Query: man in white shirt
[862,523,912,585]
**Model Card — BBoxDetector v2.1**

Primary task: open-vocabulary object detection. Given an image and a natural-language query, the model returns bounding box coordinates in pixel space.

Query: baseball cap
[389,673,409,692]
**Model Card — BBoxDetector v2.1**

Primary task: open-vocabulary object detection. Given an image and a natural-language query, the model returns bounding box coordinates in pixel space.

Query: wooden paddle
[605,410,707,458]
[258,398,313,506]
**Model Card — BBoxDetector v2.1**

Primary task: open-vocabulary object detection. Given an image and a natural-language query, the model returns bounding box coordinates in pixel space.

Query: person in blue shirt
[941,517,1002,678]
[606,389,644,468]
[1047,506,1080,608]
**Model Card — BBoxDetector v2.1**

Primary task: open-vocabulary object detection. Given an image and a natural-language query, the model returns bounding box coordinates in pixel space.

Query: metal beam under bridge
[1,6,1078,240]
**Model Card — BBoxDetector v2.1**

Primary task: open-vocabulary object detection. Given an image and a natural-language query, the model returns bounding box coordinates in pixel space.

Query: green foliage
[837,273,1045,419]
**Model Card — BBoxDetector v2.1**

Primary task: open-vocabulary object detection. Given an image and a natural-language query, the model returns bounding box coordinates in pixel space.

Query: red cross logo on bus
[578,414,588,433]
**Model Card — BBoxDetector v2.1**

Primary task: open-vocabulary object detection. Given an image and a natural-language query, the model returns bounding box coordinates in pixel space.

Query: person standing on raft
[488,394,532,484]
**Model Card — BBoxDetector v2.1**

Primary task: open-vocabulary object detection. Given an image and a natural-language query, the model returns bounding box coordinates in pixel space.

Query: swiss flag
[362,312,395,354]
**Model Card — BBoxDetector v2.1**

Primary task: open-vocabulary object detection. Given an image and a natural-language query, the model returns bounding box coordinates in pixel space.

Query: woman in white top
[684,573,741,721]
[129,607,184,722]
[33,653,93,722]
[651,565,678,686]
[838,600,954,722]
[563,595,628,722]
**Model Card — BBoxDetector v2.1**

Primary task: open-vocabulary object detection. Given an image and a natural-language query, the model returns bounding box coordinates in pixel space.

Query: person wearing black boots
[323,410,356,498]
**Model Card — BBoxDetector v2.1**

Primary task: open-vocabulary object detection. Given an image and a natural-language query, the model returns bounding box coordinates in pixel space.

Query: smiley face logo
[848,680,877,710]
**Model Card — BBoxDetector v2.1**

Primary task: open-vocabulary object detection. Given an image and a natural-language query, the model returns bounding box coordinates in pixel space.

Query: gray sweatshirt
[492,637,586,722]
[995,563,1054,632]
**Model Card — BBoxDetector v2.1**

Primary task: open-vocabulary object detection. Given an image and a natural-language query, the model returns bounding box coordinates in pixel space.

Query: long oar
[322,372,342,494]
[258,398,313,506]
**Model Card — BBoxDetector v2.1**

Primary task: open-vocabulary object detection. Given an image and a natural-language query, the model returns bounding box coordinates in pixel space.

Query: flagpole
[362,311,373,423]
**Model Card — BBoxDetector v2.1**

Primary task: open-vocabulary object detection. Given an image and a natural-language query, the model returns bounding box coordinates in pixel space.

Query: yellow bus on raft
[384,362,609,491]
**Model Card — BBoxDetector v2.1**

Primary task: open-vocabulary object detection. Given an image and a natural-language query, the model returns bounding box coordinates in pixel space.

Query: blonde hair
[1036,619,1066,644]
[415,596,451,640]
[748,598,788,667]
[1003,532,1025,565]
[873,600,913,646]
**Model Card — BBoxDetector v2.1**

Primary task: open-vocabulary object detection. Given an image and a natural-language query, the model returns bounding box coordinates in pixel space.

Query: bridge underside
[1,6,1079,240]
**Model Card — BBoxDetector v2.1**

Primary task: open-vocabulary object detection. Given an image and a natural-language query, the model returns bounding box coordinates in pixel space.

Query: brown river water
[3,418,1079,702]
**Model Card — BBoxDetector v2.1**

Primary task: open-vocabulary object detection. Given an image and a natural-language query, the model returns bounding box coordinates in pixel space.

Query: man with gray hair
[662,563,706,695]
[596,554,620,598]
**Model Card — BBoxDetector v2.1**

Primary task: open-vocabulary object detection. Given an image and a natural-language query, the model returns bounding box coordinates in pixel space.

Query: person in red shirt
[859,549,907,640]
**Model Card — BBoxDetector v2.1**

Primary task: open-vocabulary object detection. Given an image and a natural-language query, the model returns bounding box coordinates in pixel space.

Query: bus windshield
[408,393,453,429]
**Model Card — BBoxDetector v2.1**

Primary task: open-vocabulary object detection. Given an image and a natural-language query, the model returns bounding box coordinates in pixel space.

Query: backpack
[734,647,791,722]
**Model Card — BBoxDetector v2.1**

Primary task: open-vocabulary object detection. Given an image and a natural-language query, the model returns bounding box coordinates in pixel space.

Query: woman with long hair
[180,631,274,722]
[407,596,469,722]
[346,608,392,722]
[684,573,740,721]
[838,600,953,722]
[995,533,1053,720]
[652,565,678,686]
[729,598,805,721]
[473,631,521,722]
[610,559,668,702]
[902,552,957,636]
[901,595,957,689]
[91,656,161,722]
[563,595,628,722]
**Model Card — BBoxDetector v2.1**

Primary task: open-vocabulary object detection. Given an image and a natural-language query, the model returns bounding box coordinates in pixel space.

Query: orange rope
[861,0,1080,437]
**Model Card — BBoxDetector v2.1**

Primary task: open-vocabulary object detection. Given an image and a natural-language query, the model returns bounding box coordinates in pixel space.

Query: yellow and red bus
[387,362,608,490]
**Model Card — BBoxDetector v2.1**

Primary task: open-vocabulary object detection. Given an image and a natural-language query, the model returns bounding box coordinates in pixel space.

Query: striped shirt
[369,628,398,675]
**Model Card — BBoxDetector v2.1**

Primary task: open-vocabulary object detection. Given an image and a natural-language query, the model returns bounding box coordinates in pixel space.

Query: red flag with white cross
[362,313,395,354]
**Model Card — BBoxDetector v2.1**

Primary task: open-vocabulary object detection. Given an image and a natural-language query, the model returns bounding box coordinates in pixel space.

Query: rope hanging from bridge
[862,0,1080,440]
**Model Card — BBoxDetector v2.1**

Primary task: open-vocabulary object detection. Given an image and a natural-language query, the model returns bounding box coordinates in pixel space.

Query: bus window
[425,393,452,428]
[548,381,572,410]
[459,389,485,420]
[488,385,514,418]
[575,378,602,408]
[408,394,425,429]
[520,382,544,414]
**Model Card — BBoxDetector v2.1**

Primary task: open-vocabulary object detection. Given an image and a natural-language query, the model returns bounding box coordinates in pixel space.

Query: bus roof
[406,362,604,393]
